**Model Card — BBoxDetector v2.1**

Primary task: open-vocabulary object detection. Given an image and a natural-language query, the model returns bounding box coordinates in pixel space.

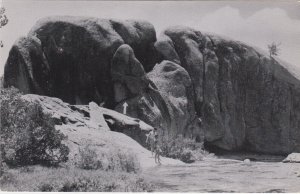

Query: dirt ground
[144,155,300,192]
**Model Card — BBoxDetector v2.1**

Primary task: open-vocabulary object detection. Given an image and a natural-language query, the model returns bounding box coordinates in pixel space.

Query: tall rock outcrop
[4,16,158,106]
[148,60,202,140]
[156,26,300,154]
[111,44,202,138]
[111,44,150,103]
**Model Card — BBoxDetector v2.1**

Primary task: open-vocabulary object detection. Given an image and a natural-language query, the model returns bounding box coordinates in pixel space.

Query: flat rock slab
[282,153,300,163]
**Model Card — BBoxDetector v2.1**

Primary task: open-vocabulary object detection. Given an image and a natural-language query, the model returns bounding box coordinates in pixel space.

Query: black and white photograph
[0,0,300,192]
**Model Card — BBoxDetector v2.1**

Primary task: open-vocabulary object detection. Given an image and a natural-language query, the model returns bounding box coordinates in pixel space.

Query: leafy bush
[160,133,208,163]
[0,166,153,192]
[0,87,69,166]
[75,145,101,170]
[75,145,140,173]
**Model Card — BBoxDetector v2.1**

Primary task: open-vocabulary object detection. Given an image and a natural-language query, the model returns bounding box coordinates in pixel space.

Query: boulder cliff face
[3,16,201,141]
[3,17,300,154]
[4,16,158,106]
[147,60,202,140]
[156,26,300,154]
[111,45,201,138]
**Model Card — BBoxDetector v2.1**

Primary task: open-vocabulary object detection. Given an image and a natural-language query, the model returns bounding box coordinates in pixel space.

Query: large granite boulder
[112,44,201,138]
[148,60,202,140]
[4,16,158,106]
[111,44,149,103]
[156,26,300,154]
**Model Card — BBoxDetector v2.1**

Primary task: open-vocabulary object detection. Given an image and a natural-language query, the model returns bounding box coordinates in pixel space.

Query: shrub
[160,133,208,163]
[75,145,140,173]
[0,87,69,166]
[75,145,102,170]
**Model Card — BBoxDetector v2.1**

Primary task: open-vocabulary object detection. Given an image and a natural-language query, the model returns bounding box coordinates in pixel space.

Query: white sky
[1,0,300,76]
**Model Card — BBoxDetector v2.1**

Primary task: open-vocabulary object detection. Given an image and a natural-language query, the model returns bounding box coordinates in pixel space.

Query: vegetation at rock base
[75,144,140,173]
[0,165,153,192]
[160,133,209,163]
[0,87,69,166]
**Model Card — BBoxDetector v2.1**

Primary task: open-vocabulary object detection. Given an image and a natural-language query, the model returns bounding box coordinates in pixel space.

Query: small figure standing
[153,128,161,164]
[154,143,162,165]
[146,128,155,156]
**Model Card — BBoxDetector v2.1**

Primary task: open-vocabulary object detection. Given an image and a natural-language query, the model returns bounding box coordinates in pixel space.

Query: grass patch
[75,145,140,173]
[0,165,153,192]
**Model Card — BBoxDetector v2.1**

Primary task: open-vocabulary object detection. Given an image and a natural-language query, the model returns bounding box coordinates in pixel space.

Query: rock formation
[3,17,300,154]
[283,153,300,163]
[21,94,182,169]
[111,44,149,103]
[147,60,202,140]
[156,27,300,154]
[4,17,158,106]
[111,45,202,138]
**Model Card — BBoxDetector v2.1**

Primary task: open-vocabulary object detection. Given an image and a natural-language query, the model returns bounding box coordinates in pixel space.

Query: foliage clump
[0,87,69,166]
[160,133,208,163]
[75,145,140,173]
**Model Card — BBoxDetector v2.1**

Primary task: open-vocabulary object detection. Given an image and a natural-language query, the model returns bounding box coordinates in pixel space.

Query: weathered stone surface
[4,16,158,106]
[111,43,169,133]
[89,102,110,130]
[156,27,300,154]
[154,34,181,65]
[111,44,149,103]
[283,153,300,163]
[3,36,49,94]
[112,50,201,138]
[148,60,202,140]
[20,94,181,169]
[162,27,205,115]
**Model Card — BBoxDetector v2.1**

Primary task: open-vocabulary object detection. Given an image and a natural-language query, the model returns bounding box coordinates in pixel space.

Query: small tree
[0,7,8,47]
[0,88,69,166]
[268,42,280,58]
